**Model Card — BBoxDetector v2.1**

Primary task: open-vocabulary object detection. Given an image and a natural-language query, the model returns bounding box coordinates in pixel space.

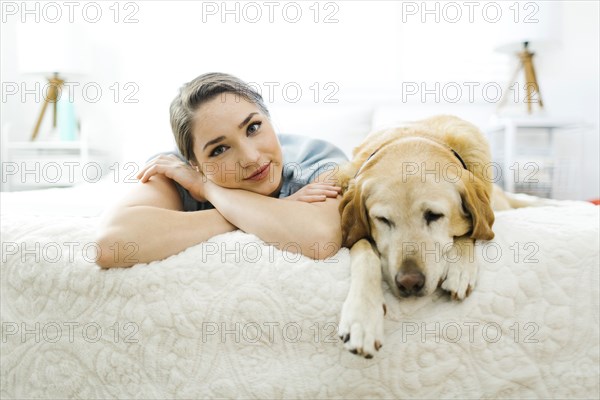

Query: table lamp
[16,21,90,141]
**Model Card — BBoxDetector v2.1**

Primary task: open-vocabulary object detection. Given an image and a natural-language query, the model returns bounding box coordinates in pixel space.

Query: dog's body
[336,115,515,358]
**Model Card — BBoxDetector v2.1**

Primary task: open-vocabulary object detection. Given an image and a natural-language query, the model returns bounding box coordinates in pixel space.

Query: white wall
[538,1,600,200]
[1,0,598,199]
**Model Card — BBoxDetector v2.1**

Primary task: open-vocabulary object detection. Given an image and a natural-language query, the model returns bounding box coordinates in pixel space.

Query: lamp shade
[16,21,91,78]
[493,2,562,53]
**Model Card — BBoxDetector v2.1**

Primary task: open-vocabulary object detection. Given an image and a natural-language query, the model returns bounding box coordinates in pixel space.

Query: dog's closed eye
[424,210,444,225]
[375,216,395,228]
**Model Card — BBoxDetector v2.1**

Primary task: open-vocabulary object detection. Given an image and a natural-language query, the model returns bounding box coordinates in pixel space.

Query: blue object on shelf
[57,96,78,141]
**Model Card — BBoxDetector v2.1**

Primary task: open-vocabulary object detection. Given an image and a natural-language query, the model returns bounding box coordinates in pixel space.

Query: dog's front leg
[338,239,386,358]
[441,237,478,300]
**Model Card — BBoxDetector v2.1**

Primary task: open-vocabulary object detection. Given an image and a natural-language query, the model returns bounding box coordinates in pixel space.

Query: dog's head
[340,138,494,298]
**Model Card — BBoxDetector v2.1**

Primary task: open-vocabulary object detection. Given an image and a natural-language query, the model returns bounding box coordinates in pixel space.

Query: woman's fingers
[138,162,173,183]
[136,160,160,181]
[138,164,161,183]
[300,195,328,203]
[136,163,149,180]
[136,155,185,183]
[305,183,341,193]
[136,164,148,181]
[136,155,180,180]
[305,188,341,198]
[300,190,338,202]
[319,190,338,198]
[287,183,343,202]
[310,183,341,191]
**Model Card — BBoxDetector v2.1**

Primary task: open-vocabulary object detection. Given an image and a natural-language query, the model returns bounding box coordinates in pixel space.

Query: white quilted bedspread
[1,204,599,399]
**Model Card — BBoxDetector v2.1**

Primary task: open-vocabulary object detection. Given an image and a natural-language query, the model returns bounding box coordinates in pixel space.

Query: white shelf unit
[1,126,108,192]
[486,117,583,199]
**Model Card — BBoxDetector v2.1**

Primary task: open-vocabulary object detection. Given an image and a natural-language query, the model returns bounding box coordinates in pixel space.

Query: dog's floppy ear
[460,172,495,241]
[339,179,370,248]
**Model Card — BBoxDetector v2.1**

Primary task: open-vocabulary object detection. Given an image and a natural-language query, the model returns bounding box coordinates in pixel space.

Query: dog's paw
[441,261,478,300]
[338,296,385,358]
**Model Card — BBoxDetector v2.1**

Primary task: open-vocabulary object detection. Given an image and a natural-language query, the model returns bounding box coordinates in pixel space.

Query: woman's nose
[239,145,261,168]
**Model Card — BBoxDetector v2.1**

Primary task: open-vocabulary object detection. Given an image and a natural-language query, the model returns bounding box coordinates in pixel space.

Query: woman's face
[191,93,283,196]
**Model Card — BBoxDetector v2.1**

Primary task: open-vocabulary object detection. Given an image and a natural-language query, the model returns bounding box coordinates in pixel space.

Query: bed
[1,177,599,399]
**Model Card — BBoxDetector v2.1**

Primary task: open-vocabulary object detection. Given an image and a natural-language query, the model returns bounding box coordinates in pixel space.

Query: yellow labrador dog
[336,115,499,358]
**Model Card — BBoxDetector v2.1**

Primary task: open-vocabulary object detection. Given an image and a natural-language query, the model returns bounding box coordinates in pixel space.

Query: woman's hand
[284,182,341,203]
[136,154,208,202]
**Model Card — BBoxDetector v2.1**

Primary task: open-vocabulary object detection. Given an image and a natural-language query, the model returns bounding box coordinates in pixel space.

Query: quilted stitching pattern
[1,205,598,399]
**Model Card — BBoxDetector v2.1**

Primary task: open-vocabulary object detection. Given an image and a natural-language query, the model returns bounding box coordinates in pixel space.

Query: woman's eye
[210,145,227,157]
[247,121,261,135]
[208,122,261,157]
[424,210,444,225]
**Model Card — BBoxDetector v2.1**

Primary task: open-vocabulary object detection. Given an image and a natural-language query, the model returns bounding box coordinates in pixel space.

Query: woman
[95,73,348,268]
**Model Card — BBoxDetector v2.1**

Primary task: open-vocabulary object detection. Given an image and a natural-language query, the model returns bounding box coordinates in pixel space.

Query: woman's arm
[110,154,343,267]
[95,175,236,268]
[204,175,342,260]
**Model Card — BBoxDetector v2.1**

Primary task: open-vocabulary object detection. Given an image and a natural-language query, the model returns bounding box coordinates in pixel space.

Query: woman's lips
[245,162,271,181]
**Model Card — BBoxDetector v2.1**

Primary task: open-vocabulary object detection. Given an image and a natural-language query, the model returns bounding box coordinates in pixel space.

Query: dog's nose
[395,271,425,296]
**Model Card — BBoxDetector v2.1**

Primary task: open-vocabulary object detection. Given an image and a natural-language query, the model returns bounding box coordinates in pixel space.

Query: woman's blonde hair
[169,72,270,164]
